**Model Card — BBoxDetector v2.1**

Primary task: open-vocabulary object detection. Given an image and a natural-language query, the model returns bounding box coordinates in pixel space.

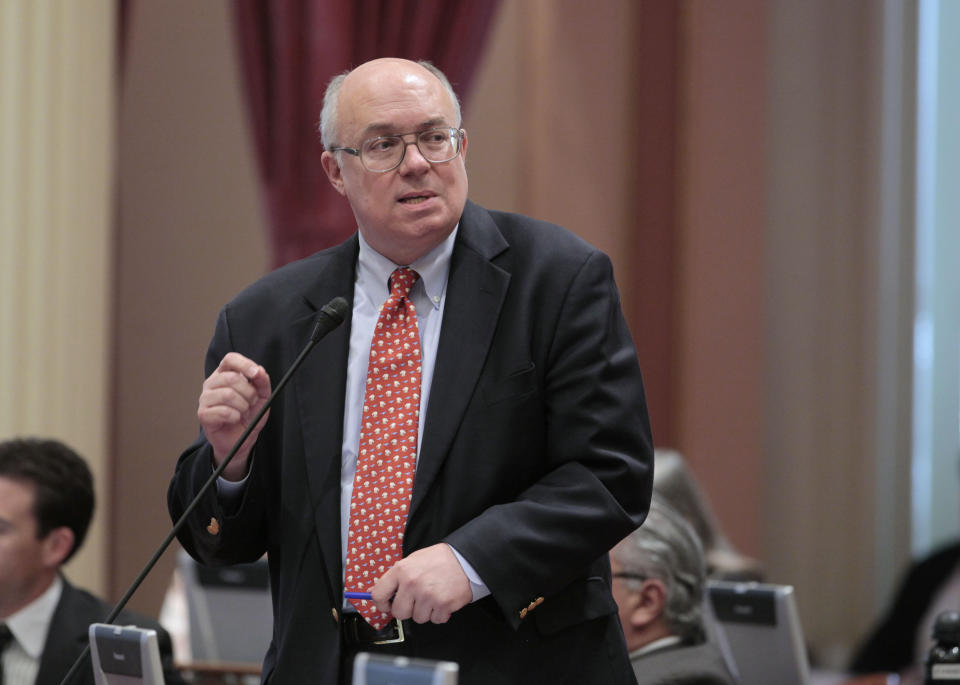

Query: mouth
[398,192,436,205]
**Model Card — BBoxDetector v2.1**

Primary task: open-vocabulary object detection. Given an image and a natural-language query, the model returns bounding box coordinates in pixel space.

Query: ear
[321,150,347,196]
[41,526,76,568]
[459,128,468,162]
[629,578,668,630]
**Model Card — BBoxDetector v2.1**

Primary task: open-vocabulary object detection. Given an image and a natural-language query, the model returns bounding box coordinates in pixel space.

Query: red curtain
[232,0,501,267]
[631,1,681,446]
[117,0,133,78]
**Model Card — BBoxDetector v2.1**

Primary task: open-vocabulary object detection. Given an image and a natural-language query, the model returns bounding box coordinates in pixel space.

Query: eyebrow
[360,118,450,138]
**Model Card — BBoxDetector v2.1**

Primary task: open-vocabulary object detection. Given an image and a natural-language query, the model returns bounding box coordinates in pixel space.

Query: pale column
[764,0,915,662]
[0,1,115,595]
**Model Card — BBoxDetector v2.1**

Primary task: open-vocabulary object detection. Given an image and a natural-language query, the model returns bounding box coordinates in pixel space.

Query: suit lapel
[36,580,91,685]
[411,202,509,519]
[290,237,358,600]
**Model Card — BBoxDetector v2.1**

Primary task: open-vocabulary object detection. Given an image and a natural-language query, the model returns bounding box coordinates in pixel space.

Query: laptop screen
[89,624,165,685]
[706,581,811,685]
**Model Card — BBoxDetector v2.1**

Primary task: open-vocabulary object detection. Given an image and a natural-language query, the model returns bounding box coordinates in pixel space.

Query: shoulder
[55,580,109,620]
[58,581,169,637]
[459,200,612,291]
[464,200,599,259]
[632,641,735,685]
[895,540,960,593]
[917,540,960,571]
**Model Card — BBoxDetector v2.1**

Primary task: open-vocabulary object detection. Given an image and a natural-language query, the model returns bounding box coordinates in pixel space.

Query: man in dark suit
[168,57,653,684]
[610,498,735,685]
[0,438,183,685]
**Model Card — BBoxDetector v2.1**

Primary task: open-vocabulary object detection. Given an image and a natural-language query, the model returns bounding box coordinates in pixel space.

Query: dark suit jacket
[36,577,183,685]
[168,201,654,685]
[850,541,960,674]
[631,640,736,685]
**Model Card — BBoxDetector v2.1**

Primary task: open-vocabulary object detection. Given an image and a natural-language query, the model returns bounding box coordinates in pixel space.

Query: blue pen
[344,591,373,600]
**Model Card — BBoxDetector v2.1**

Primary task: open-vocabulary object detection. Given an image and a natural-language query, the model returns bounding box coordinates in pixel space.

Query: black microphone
[58,296,350,685]
[312,296,350,342]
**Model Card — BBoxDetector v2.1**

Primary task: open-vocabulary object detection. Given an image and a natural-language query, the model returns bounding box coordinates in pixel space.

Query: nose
[396,136,430,175]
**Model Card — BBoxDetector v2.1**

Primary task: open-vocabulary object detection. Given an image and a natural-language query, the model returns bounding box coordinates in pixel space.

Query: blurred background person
[611,497,736,685]
[0,438,183,685]
[653,449,763,582]
[849,453,960,685]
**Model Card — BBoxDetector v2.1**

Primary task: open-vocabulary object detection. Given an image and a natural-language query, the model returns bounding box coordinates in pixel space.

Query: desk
[176,660,261,685]
[812,672,898,685]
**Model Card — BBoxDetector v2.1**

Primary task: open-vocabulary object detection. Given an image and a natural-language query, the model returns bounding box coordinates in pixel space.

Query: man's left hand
[371,543,472,624]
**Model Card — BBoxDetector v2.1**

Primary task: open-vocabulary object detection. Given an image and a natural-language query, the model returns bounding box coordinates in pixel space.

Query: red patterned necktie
[345,267,422,628]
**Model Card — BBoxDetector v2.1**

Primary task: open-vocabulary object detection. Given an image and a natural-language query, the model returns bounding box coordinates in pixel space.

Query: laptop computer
[352,653,458,685]
[89,624,165,685]
[177,549,273,664]
[705,580,811,685]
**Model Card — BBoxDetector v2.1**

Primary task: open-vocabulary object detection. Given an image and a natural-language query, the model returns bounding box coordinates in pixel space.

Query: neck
[359,227,455,267]
[626,620,675,653]
[0,570,57,620]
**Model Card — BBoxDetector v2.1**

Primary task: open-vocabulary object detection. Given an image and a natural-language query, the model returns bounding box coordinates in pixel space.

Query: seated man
[653,449,763,582]
[611,498,735,685]
[0,438,183,685]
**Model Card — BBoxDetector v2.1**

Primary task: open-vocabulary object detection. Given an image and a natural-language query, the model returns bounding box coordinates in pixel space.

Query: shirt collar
[356,225,458,311]
[5,575,63,658]
[629,634,684,659]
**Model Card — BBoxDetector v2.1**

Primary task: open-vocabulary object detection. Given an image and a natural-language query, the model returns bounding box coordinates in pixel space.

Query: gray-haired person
[610,498,735,685]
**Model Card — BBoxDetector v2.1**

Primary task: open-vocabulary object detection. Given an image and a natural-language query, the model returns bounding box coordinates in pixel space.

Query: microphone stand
[59,297,349,685]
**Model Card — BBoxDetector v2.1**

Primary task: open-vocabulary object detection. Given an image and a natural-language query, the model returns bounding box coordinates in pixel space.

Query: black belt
[340,613,405,647]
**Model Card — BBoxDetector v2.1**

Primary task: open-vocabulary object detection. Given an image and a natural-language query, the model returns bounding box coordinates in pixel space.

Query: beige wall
[112,0,267,613]
[762,0,915,655]
[0,0,116,596]
[674,0,767,559]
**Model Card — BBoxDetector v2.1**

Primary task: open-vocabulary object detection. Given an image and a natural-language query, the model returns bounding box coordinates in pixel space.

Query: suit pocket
[533,576,618,635]
[481,361,537,405]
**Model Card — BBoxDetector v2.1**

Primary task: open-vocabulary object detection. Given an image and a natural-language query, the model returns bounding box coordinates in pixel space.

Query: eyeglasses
[614,570,698,594]
[612,572,648,582]
[330,127,465,173]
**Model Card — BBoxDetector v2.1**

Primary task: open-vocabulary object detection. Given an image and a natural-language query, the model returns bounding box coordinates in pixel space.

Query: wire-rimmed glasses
[330,127,464,173]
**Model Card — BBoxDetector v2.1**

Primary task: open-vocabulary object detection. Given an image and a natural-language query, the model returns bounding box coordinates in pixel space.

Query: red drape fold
[232,0,501,267]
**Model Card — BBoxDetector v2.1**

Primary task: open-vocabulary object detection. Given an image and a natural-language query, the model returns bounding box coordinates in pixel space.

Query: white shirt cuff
[215,470,249,502]
[446,544,491,601]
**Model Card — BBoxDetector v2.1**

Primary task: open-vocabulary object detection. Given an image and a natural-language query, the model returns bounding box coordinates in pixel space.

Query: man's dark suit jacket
[168,201,654,684]
[35,577,183,685]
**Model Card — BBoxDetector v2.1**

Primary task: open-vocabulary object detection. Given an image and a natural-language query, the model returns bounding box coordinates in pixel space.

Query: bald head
[320,58,462,150]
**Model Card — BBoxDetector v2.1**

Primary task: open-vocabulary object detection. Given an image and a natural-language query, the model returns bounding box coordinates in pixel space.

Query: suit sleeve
[444,249,654,627]
[167,305,271,567]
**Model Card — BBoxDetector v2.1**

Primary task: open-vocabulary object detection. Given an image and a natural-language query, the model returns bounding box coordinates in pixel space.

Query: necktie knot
[389,267,419,301]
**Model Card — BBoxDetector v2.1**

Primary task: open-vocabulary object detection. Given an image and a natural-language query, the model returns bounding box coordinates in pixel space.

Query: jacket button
[331,608,339,622]
[206,517,220,535]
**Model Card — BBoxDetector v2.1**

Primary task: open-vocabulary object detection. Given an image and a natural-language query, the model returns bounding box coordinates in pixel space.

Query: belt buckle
[374,618,405,645]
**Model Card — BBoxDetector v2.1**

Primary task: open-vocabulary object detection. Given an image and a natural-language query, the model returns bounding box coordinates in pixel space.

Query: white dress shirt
[2,575,62,685]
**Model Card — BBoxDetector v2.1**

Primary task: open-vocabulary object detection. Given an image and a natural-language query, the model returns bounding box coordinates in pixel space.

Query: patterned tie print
[344,267,422,629]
